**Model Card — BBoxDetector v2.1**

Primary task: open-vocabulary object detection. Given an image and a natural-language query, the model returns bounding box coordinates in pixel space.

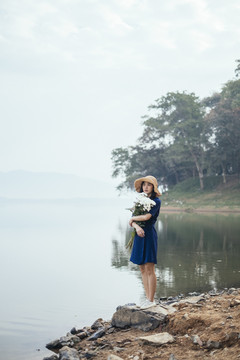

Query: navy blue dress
[130,197,161,265]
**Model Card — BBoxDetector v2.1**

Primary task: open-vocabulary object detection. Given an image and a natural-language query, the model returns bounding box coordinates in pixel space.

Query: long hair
[140,182,157,199]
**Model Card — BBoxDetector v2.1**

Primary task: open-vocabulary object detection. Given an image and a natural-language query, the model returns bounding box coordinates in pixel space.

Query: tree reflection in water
[111,213,240,298]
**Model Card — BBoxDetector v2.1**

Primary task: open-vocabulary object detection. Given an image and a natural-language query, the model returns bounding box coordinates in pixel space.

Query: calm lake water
[0,199,240,360]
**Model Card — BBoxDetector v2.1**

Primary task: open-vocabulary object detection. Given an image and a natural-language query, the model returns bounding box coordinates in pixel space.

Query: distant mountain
[0,170,118,199]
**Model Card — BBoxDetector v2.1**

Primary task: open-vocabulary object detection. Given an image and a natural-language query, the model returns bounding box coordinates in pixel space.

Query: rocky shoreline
[43,288,240,360]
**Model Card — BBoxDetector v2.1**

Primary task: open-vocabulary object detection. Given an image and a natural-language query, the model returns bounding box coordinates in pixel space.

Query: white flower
[135,192,156,211]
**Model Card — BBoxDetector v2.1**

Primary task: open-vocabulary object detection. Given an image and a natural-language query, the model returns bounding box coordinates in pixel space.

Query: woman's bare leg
[139,263,156,301]
[139,264,149,299]
[145,263,156,302]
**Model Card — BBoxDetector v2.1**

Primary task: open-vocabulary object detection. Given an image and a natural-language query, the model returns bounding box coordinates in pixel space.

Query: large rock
[59,346,80,360]
[46,338,62,351]
[138,332,175,346]
[46,334,80,351]
[111,305,171,331]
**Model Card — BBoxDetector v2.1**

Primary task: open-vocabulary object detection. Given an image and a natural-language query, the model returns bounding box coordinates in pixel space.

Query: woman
[129,175,161,309]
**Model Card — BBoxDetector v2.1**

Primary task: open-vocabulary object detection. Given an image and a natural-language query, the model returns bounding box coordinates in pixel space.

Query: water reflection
[111,213,240,297]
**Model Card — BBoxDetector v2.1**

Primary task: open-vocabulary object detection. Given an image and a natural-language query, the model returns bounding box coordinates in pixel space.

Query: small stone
[133,356,140,360]
[77,331,88,340]
[88,328,106,341]
[46,338,62,350]
[206,340,221,349]
[84,351,97,359]
[225,331,239,345]
[191,335,203,346]
[169,355,177,360]
[138,332,175,346]
[188,292,200,296]
[59,346,80,360]
[112,346,124,352]
[96,338,104,344]
[178,295,205,305]
[107,355,124,360]
[43,356,58,360]
[107,327,115,334]
[70,327,78,335]
[210,350,218,357]
[182,313,189,320]
[230,299,240,307]
[91,318,103,330]
[228,288,239,295]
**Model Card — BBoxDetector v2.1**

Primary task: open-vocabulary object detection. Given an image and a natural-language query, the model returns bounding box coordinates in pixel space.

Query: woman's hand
[136,225,145,237]
[129,218,145,237]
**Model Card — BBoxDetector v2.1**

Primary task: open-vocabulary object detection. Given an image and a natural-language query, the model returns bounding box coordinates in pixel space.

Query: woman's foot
[140,299,156,309]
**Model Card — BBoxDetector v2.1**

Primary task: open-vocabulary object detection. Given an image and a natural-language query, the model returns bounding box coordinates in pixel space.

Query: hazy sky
[1,0,239,183]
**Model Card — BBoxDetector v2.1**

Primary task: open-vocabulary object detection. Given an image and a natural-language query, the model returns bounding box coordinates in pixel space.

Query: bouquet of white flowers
[126,192,156,251]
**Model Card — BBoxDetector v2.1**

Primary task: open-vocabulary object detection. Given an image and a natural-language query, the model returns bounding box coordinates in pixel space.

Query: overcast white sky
[0,0,239,183]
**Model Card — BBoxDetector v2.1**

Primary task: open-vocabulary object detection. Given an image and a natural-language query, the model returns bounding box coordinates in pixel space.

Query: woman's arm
[129,213,152,227]
[131,222,145,237]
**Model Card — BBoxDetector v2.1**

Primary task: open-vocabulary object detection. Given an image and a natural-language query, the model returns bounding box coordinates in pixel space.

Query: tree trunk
[221,163,226,184]
[174,169,179,184]
[192,167,196,178]
[190,150,204,190]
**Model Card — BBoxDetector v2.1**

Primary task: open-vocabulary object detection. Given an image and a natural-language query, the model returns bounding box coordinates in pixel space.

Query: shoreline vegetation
[160,175,240,213]
[44,288,240,360]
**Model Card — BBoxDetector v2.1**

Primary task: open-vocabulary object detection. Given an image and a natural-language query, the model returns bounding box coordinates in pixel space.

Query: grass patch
[162,175,240,209]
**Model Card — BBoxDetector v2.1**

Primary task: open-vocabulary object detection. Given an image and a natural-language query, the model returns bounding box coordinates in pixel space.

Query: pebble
[188,292,200,296]
[107,355,124,360]
[107,327,115,334]
[59,346,80,360]
[169,355,177,360]
[91,318,103,330]
[70,327,78,335]
[191,335,203,346]
[230,299,240,307]
[43,355,58,360]
[228,288,239,295]
[206,340,221,349]
[88,328,106,341]
[138,332,175,346]
[77,331,88,340]
[84,351,97,359]
[113,346,125,352]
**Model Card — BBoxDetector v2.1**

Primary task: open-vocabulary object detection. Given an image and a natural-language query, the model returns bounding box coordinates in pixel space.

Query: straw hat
[134,175,161,197]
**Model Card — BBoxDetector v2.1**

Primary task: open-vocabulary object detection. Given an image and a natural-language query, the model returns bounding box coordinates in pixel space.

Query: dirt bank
[161,205,240,213]
[46,289,240,360]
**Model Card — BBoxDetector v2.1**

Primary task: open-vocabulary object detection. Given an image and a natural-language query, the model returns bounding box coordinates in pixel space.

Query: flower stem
[126,229,136,251]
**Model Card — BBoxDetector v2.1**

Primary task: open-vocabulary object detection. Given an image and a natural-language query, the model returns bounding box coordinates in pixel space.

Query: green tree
[140,92,208,190]
[112,92,209,191]
[204,79,240,181]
